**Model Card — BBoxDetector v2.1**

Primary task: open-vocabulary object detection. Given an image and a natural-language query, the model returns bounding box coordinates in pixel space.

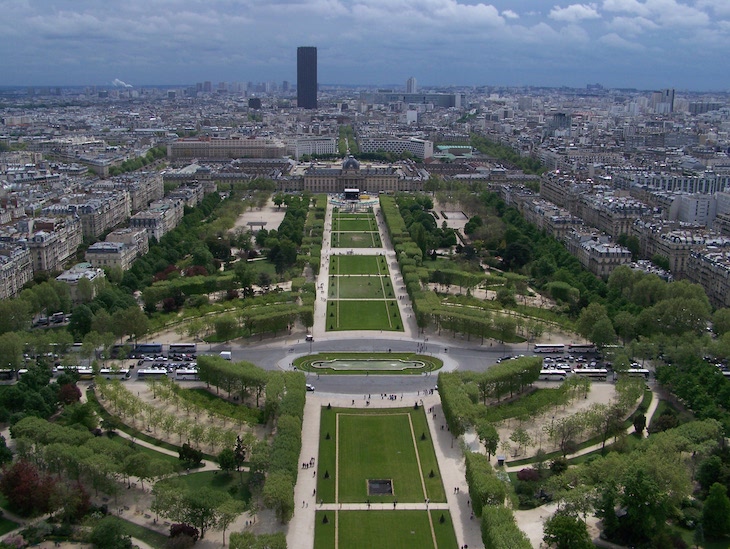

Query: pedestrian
[313,489,316,496]
[313,470,316,477]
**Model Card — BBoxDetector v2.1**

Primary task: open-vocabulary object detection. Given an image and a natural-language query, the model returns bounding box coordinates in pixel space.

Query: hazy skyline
[2,0,730,91]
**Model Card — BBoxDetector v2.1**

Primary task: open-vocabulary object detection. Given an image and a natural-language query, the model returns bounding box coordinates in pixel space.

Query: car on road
[306,384,315,392]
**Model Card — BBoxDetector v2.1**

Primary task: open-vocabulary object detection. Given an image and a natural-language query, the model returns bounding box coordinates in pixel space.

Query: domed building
[295,155,421,194]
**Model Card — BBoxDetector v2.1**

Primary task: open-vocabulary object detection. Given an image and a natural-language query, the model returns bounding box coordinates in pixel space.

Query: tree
[184,487,227,539]
[0,460,56,516]
[702,482,730,539]
[89,516,132,549]
[218,448,237,475]
[216,499,245,546]
[510,427,532,457]
[576,303,609,341]
[590,316,618,349]
[620,468,668,543]
[543,511,592,549]
[263,470,295,523]
[633,414,646,436]
[476,420,499,459]
[493,315,516,343]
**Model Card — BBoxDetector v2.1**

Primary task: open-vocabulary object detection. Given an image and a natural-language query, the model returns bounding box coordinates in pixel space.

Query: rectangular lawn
[338,412,425,503]
[332,231,381,248]
[336,511,436,549]
[327,299,402,331]
[333,217,376,232]
[329,276,392,299]
[330,254,385,275]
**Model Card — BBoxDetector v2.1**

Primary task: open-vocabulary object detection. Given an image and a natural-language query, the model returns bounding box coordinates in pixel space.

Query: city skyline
[1,1,730,91]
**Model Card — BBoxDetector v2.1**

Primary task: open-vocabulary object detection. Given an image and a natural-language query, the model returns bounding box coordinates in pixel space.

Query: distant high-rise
[406,76,417,94]
[297,46,317,109]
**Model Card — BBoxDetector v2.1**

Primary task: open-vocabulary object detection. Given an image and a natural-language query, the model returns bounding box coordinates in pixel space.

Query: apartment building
[564,229,633,278]
[26,216,83,273]
[168,137,286,160]
[85,241,137,271]
[0,246,33,300]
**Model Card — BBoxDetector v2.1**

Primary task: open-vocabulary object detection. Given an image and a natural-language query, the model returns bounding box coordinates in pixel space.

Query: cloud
[549,3,601,22]
[502,9,519,19]
[112,78,133,88]
[599,32,645,50]
[602,0,649,15]
[606,15,657,35]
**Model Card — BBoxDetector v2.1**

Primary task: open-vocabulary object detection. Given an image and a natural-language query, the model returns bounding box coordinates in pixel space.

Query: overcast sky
[2,0,729,91]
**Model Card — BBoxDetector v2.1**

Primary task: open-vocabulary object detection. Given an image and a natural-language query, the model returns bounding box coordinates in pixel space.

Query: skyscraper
[406,76,417,94]
[297,46,317,109]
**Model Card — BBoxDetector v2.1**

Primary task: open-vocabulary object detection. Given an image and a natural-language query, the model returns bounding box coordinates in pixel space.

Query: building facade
[297,46,317,109]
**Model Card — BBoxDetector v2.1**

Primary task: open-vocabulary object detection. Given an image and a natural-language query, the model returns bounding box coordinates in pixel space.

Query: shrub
[516,468,540,482]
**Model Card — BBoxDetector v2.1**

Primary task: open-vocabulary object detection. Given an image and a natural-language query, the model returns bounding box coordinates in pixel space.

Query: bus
[625,368,650,379]
[568,343,597,354]
[539,369,569,381]
[133,343,163,357]
[76,369,94,380]
[99,368,131,380]
[168,343,197,356]
[137,368,168,379]
[573,368,608,380]
[533,344,565,354]
[0,369,13,381]
[175,369,199,381]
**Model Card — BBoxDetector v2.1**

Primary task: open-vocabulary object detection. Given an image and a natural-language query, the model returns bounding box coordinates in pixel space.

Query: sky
[1,0,730,91]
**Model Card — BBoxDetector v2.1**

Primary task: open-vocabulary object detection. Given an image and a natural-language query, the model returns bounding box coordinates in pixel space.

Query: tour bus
[533,344,566,354]
[539,369,569,381]
[76,369,94,380]
[168,343,197,356]
[56,365,94,380]
[133,343,163,358]
[99,368,131,380]
[136,368,168,380]
[573,368,608,380]
[568,343,598,354]
[0,369,14,381]
[625,368,650,379]
[175,369,199,381]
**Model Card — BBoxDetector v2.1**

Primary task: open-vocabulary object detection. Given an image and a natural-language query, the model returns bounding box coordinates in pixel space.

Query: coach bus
[625,368,650,379]
[136,368,168,380]
[539,369,569,381]
[133,343,163,357]
[175,369,199,381]
[568,343,597,354]
[168,343,197,356]
[573,368,608,380]
[99,368,131,380]
[533,344,565,354]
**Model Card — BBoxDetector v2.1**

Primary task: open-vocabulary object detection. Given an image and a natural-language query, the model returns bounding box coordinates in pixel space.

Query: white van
[220,351,232,361]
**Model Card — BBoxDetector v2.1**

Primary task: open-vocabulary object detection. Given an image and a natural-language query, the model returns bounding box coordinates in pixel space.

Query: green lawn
[326,300,402,331]
[315,510,459,549]
[329,276,393,299]
[318,407,445,504]
[0,516,17,537]
[337,511,437,549]
[119,518,170,548]
[332,232,381,248]
[330,255,385,275]
[166,470,252,503]
[332,216,376,232]
[338,412,424,502]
